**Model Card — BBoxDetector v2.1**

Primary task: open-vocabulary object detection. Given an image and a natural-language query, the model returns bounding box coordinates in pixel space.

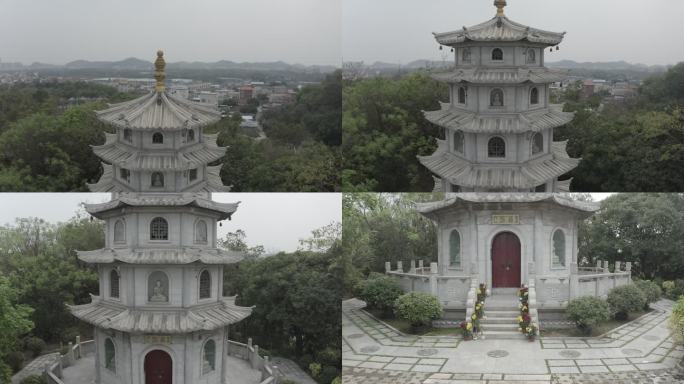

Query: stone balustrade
[527,279,539,327]
[535,260,631,309]
[44,336,94,384]
[226,338,281,384]
[386,260,472,309]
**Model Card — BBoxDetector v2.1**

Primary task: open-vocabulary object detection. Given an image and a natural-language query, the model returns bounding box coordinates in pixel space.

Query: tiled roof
[416,193,599,216]
[424,103,574,133]
[69,296,252,333]
[96,91,221,130]
[92,133,226,171]
[84,193,238,220]
[77,247,244,265]
[431,67,568,84]
[203,165,232,192]
[434,16,564,46]
[418,140,579,190]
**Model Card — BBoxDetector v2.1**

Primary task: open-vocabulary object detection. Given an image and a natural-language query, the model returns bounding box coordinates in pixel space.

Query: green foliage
[219,230,265,261]
[634,280,662,307]
[669,296,684,344]
[319,366,339,384]
[0,217,101,342]
[5,350,24,373]
[331,377,342,384]
[24,336,46,358]
[342,73,447,191]
[565,296,611,335]
[393,292,442,327]
[356,275,403,313]
[20,375,47,384]
[578,194,684,279]
[341,193,441,295]
[0,275,34,381]
[607,284,647,320]
[662,280,684,300]
[309,362,322,378]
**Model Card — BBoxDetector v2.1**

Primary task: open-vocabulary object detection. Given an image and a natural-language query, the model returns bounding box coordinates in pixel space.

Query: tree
[0,275,34,382]
[219,230,265,260]
[578,194,684,279]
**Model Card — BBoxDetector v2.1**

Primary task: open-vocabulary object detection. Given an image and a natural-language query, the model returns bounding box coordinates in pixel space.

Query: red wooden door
[144,350,172,384]
[491,232,521,288]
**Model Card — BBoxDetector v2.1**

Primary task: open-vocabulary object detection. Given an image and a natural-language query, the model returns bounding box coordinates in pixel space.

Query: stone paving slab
[343,299,683,383]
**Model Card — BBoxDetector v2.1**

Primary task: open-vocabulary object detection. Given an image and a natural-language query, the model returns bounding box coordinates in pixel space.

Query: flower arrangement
[459,320,473,340]
[477,283,487,303]
[524,323,537,341]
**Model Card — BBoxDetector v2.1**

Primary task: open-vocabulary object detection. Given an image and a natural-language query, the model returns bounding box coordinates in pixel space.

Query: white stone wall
[95,327,226,384]
[455,44,546,67]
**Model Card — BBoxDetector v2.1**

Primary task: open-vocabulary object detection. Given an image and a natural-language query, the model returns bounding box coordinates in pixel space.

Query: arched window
[110,269,120,298]
[123,128,132,143]
[492,48,503,61]
[526,48,536,64]
[488,137,506,158]
[449,230,461,268]
[530,87,539,105]
[189,168,198,182]
[552,229,566,267]
[104,338,116,372]
[195,220,208,243]
[531,132,543,155]
[490,89,504,107]
[148,271,169,302]
[114,220,125,242]
[152,132,164,144]
[458,87,467,104]
[119,168,130,183]
[150,217,168,240]
[202,340,216,374]
[199,270,211,299]
[187,129,195,142]
[453,130,464,154]
[151,172,164,187]
[462,48,471,63]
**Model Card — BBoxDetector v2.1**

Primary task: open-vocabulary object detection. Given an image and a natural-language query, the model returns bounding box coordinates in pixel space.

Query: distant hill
[546,60,669,73]
[4,57,338,73]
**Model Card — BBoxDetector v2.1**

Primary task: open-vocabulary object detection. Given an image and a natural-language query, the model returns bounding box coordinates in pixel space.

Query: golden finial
[494,0,507,16]
[154,50,166,92]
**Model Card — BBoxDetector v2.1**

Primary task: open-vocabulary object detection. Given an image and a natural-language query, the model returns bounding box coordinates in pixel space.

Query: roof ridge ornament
[154,50,166,92]
[494,0,507,17]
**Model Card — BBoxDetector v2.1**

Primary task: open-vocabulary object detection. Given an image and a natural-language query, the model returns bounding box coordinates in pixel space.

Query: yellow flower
[471,314,477,320]
[477,289,482,294]
[466,322,473,331]
[524,291,529,296]
[526,327,532,333]
[518,327,522,332]
[517,316,523,322]
[523,306,528,311]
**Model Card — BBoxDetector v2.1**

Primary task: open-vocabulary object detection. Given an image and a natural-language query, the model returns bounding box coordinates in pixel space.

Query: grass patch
[366,308,459,336]
[540,309,652,337]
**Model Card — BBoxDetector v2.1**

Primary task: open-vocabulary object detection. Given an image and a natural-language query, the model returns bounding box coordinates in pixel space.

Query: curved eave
[96,91,221,131]
[92,142,225,171]
[76,247,245,265]
[418,140,579,190]
[84,194,238,219]
[69,296,253,333]
[424,103,574,134]
[205,165,232,192]
[87,163,135,193]
[433,16,565,47]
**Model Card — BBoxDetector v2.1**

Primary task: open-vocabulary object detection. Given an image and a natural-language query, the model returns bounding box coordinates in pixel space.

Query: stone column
[385,262,391,273]
[397,261,403,273]
[569,263,579,301]
[410,260,416,273]
[596,260,602,271]
[602,260,609,271]
[221,326,229,384]
[615,261,621,272]
[429,262,439,297]
[418,260,424,270]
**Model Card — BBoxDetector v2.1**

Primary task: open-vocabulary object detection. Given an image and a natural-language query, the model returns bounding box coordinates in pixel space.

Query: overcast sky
[0,193,341,254]
[0,0,341,66]
[343,0,684,66]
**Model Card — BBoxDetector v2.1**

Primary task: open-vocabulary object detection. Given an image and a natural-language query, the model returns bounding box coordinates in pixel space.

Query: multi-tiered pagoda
[88,51,230,192]
[419,0,579,192]
[69,194,252,384]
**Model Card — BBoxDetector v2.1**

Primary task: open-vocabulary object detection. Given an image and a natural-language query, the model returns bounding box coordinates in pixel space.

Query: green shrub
[316,347,341,366]
[668,296,684,344]
[20,375,47,384]
[663,280,684,300]
[319,366,339,384]
[357,275,403,314]
[607,284,647,320]
[634,280,662,308]
[309,362,322,378]
[24,336,47,357]
[566,296,611,335]
[331,377,342,384]
[5,350,24,372]
[59,327,80,344]
[394,292,442,327]
[298,354,314,370]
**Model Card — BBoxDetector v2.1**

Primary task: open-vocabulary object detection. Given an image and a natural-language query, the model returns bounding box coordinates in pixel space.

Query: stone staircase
[481,289,525,340]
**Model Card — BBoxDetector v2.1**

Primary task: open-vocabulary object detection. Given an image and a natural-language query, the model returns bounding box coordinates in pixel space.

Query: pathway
[11,352,60,384]
[342,298,684,383]
[271,357,318,384]
[61,353,95,384]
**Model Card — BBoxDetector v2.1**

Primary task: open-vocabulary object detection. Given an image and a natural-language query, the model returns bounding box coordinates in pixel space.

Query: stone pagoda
[69,194,253,384]
[419,0,579,192]
[88,51,230,193]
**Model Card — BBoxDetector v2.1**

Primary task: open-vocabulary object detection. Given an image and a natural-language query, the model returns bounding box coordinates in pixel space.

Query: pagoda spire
[154,50,166,92]
[494,0,507,17]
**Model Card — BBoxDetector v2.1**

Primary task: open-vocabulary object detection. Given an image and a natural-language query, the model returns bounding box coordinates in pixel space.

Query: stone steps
[479,296,523,339]
[481,329,524,339]
[481,316,517,324]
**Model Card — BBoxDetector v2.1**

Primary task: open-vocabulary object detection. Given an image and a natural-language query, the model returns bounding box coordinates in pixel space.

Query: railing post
[429,262,438,296]
[410,260,416,273]
[66,342,74,367]
[397,261,403,272]
[385,261,391,273]
[625,261,632,272]
[596,259,602,271]
[615,261,621,272]
[602,260,609,271]
[418,260,424,269]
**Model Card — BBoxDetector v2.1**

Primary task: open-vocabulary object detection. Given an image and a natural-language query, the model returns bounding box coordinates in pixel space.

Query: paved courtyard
[342,298,684,383]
